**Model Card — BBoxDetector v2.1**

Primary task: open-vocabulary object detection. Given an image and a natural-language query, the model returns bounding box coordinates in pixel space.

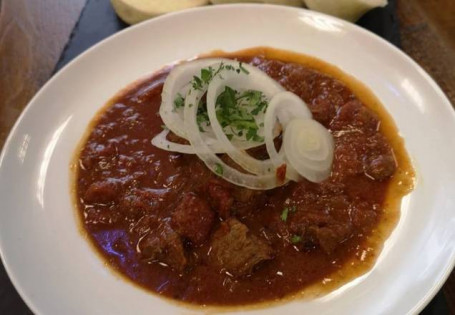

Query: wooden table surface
[0,0,453,314]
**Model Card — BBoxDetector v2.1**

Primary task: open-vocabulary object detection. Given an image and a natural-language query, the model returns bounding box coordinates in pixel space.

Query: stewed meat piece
[84,178,121,204]
[138,221,187,271]
[207,181,233,219]
[210,218,273,276]
[331,100,380,135]
[365,153,397,181]
[171,193,215,245]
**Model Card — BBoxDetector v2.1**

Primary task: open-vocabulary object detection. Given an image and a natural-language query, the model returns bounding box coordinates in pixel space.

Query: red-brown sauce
[73,47,414,307]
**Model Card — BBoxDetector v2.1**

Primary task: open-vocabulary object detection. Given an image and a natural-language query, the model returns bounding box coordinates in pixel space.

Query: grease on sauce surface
[73,47,414,307]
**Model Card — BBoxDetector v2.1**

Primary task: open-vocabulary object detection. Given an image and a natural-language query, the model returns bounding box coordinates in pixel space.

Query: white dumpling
[210,0,303,7]
[111,0,210,25]
[302,0,388,22]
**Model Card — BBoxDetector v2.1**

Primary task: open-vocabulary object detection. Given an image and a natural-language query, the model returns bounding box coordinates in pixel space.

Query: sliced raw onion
[151,129,194,154]
[152,58,335,189]
[160,58,282,150]
[206,68,283,175]
[183,85,282,189]
[160,59,216,139]
[151,129,240,154]
[283,119,334,183]
[264,91,313,181]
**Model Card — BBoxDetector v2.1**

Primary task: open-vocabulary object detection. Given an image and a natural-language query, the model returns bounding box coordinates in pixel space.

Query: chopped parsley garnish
[214,163,224,175]
[213,63,228,78]
[280,208,289,222]
[201,68,212,84]
[239,62,249,74]
[176,63,268,139]
[174,93,185,109]
[246,127,263,142]
[190,62,250,92]
[196,97,210,132]
[192,75,203,90]
[215,86,268,142]
[291,235,302,244]
[218,86,237,109]
[281,206,297,222]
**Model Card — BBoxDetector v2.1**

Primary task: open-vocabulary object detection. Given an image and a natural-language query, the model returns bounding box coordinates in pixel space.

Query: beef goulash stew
[74,47,414,306]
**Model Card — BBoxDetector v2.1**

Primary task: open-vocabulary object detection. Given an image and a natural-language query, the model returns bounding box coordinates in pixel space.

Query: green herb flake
[280,207,289,222]
[217,86,237,109]
[212,62,225,79]
[161,124,168,130]
[253,134,264,142]
[246,128,258,141]
[291,235,302,244]
[239,62,250,74]
[201,68,212,84]
[192,75,203,90]
[214,163,224,175]
[196,97,210,132]
[213,85,267,143]
[173,93,185,109]
[251,102,267,115]
[226,134,234,141]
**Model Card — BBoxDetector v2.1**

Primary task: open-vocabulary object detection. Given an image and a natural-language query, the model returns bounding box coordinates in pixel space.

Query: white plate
[1,4,454,315]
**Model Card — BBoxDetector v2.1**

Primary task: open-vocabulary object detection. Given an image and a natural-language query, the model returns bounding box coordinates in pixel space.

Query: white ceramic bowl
[0,4,454,315]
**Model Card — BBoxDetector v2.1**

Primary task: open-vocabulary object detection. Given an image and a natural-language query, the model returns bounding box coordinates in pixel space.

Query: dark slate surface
[0,0,449,314]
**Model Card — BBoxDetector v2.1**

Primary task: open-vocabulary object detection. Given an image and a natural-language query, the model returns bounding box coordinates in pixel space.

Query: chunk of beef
[171,193,215,245]
[309,96,337,127]
[182,157,214,192]
[309,224,352,254]
[250,57,285,81]
[80,141,117,170]
[232,187,257,203]
[289,209,353,254]
[231,187,267,217]
[84,178,121,204]
[350,203,378,232]
[131,214,158,236]
[119,189,160,218]
[278,64,316,101]
[210,218,273,276]
[138,221,187,271]
[289,211,331,234]
[208,184,233,219]
[364,153,397,181]
[84,206,121,226]
[332,136,365,179]
[331,100,380,135]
